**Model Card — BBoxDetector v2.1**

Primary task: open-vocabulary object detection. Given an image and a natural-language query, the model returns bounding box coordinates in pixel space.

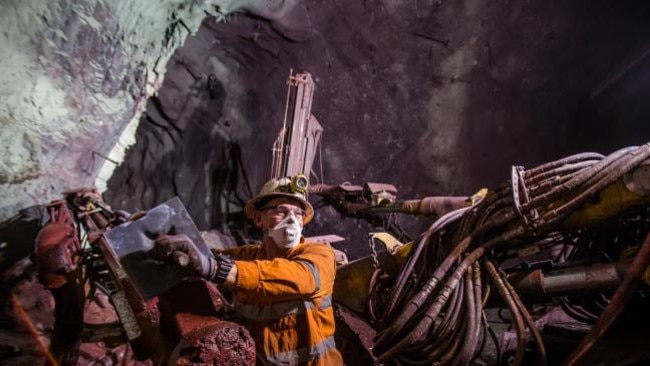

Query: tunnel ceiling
[2,0,650,253]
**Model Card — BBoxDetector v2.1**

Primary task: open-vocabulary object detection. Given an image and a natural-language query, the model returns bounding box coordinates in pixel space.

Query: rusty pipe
[540,145,650,229]
[401,196,469,217]
[402,280,464,365]
[428,279,466,365]
[486,260,527,366]
[564,231,650,366]
[373,236,472,351]
[527,160,600,186]
[522,146,637,212]
[309,183,363,196]
[451,266,479,365]
[530,146,641,218]
[375,226,526,359]
[529,174,573,198]
[422,274,465,361]
[524,152,605,179]
[506,262,628,304]
[381,207,468,325]
[470,262,483,360]
[457,185,511,238]
[503,270,548,366]
[377,238,488,361]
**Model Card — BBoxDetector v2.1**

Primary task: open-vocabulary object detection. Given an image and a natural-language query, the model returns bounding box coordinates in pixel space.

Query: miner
[153,176,343,366]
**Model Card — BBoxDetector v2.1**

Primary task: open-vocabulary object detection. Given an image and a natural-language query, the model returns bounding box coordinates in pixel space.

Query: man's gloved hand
[112,210,131,225]
[151,234,216,280]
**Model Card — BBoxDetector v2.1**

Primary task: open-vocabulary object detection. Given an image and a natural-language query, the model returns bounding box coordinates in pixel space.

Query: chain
[368,235,380,269]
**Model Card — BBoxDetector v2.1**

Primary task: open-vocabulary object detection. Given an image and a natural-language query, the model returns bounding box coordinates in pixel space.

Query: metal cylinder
[401,196,469,217]
[507,262,628,304]
[542,263,625,297]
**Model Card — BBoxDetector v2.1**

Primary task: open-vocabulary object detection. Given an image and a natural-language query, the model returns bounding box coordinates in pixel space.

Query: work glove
[112,210,131,225]
[151,234,216,280]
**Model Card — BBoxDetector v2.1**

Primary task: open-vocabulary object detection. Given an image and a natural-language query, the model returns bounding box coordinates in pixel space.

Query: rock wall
[0,0,303,222]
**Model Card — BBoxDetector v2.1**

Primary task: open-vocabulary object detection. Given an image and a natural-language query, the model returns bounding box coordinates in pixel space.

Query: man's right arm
[152,236,257,286]
[219,245,259,260]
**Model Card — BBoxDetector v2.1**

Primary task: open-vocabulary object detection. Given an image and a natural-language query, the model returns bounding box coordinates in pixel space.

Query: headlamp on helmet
[290,174,309,194]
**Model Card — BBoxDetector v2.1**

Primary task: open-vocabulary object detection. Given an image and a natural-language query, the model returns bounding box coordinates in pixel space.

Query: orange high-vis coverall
[222,240,343,366]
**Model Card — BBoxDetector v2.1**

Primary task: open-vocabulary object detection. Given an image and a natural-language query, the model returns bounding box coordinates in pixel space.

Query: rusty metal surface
[507,269,546,303]
[506,263,628,304]
[543,263,624,297]
[158,280,225,327]
[364,183,397,206]
[34,202,81,289]
[334,310,376,365]
[170,322,255,366]
[271,71,320,180]
[401,196,469,217]
[159,280,255,365]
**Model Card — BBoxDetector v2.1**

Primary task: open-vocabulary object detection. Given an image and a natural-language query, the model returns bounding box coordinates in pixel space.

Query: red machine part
[159,280,256,365]
[35,200,82,289]
[34,200,85,365]
[35,193,256,365]
[173,322,255,366]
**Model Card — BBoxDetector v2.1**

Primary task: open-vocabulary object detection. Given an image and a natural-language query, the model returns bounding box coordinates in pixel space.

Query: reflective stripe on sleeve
[263,336,337,365]
[236,296,332,321]
[297,259,320,292]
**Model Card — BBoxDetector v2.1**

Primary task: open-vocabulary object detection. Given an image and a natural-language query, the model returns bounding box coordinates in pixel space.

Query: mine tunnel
[3,0,650,365]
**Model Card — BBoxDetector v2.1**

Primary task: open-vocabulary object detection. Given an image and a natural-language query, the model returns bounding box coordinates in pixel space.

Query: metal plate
[104,197,212,300]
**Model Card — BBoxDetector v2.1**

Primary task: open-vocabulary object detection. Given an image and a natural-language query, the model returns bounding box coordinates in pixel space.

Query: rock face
[104,1,650,255]
[0,0,303,222]
[0,0,192,220]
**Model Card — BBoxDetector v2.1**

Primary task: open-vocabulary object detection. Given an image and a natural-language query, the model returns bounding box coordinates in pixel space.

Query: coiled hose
[371,144,650,365]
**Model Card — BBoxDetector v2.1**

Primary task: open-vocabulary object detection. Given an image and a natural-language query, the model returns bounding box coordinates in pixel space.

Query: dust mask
[268,212,302,250]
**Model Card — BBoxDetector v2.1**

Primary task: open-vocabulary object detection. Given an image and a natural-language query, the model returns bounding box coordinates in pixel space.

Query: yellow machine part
[333,239,412,316]
[564,179,650,229]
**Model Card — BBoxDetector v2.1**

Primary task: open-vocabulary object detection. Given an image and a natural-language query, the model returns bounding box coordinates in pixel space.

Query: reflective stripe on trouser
[236,296,332,321]
[259,336,337,365]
